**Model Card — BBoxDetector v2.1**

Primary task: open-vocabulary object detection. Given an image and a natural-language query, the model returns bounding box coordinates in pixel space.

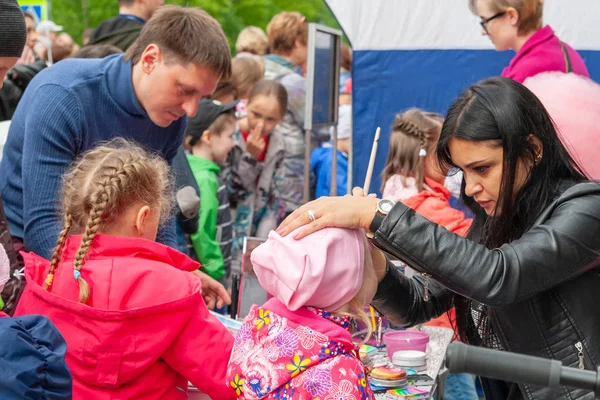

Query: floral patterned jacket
[226,298,375,400]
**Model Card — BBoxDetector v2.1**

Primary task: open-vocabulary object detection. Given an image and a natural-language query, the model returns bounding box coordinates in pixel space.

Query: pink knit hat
[251,228,366,312]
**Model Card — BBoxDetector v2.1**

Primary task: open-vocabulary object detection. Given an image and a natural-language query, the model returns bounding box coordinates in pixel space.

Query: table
[198,314,454,399]
[368,326,454,399]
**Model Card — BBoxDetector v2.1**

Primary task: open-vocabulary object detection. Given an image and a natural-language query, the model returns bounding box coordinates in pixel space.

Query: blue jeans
[443,373,479,400]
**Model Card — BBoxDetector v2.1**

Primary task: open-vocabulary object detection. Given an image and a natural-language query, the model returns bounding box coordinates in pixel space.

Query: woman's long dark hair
[436,77,588,344]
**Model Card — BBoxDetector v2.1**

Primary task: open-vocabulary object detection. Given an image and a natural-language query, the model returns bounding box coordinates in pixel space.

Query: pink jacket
[227,298,375,399]
[15,234,235,400]
[502,25,589,83]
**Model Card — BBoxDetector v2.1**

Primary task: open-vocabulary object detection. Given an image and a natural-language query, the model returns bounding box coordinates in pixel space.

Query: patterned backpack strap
[560,41,573,74]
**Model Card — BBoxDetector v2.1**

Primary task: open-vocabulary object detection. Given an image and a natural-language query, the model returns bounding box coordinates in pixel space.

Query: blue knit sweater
[0,55,185,259]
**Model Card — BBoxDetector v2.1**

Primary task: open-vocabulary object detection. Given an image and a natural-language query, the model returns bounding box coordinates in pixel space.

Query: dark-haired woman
[277,77,600,400]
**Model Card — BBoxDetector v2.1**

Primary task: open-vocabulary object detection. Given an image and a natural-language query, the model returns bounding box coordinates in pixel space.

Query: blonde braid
[58,139,174,304]
[44,214,72,290]
[73,195,106,303]
[72,156,152,304]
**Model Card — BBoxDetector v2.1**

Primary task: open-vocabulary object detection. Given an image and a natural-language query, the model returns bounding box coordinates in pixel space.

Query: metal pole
[347,92,353,194]
[330,125,338,196]
[303,128,312,204]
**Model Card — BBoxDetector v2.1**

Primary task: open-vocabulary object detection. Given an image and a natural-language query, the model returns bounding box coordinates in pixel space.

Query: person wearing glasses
[471,0,588,83]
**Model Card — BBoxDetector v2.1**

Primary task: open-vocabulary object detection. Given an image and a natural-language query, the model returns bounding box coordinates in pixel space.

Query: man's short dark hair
[124,6,231,79]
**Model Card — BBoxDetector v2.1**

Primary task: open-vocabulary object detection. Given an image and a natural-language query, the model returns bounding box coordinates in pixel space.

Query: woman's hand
[277,187,380,239]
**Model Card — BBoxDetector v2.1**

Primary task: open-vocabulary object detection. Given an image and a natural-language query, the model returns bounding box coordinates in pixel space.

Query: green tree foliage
[49,0,341,50]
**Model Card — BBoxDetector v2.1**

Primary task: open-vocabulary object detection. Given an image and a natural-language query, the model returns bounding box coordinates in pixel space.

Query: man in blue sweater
[0,0,30,315]
[0,6,230,290]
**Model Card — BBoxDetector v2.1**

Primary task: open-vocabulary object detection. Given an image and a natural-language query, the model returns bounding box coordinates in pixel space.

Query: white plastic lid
[392,359,427,368]
[392,364,428,373]
[392,350,427,364]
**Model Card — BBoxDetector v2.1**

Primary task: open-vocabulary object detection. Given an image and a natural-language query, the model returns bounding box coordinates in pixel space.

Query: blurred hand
[351,187,378,198]
[246,122,265,160]
[191,270,231,310]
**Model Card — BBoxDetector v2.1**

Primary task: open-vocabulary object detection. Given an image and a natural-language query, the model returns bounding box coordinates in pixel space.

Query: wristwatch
[368,199,395,237]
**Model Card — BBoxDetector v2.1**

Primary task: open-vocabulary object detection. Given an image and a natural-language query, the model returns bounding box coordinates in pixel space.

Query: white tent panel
[326,0,600,51]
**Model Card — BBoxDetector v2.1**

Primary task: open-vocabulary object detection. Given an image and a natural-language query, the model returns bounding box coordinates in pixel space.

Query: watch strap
[369,211,385,236]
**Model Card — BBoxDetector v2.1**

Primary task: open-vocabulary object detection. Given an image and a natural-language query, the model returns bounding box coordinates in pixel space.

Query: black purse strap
[560,41,573,74]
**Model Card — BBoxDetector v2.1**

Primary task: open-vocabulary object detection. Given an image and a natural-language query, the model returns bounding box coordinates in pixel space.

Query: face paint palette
[370,366,408,380]
[370,376,408,388]
[359,344,379,359]
[360,344,378,354]
[385,386,430,399]
[370,366,408,387]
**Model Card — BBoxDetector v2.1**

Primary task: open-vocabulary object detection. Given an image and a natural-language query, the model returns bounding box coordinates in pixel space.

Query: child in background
[380,109,477,400]
[227,227,377,399]
[208,79,238,105]
[339,44,352,93]
[381,110,465,217]
[186,99,238,285]
[235,26,269,57]
[311,77,353,197]
[310,112,350,197]
[232,56,265,119]
[14,140,235,400]
[225,80,287,291]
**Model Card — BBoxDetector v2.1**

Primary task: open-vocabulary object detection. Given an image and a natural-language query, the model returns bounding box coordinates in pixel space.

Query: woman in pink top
[470,0,589,83]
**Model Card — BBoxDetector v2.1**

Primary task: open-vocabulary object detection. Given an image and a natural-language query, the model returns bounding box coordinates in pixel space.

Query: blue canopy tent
[324,0,600,195]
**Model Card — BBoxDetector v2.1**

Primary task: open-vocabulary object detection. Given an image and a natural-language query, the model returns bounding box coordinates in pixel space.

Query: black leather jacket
[371,181,600,399]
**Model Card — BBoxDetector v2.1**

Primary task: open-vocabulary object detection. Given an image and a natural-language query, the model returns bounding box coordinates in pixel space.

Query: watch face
[379,199,394,214]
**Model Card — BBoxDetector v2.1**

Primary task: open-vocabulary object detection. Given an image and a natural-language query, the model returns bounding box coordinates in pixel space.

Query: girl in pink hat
[226,227,379,399]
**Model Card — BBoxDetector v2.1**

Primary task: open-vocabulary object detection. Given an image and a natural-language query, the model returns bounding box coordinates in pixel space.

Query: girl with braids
[14,140,235,400]
[381,109,476,399]
[382,108,468,223]
[381,109,443,200]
